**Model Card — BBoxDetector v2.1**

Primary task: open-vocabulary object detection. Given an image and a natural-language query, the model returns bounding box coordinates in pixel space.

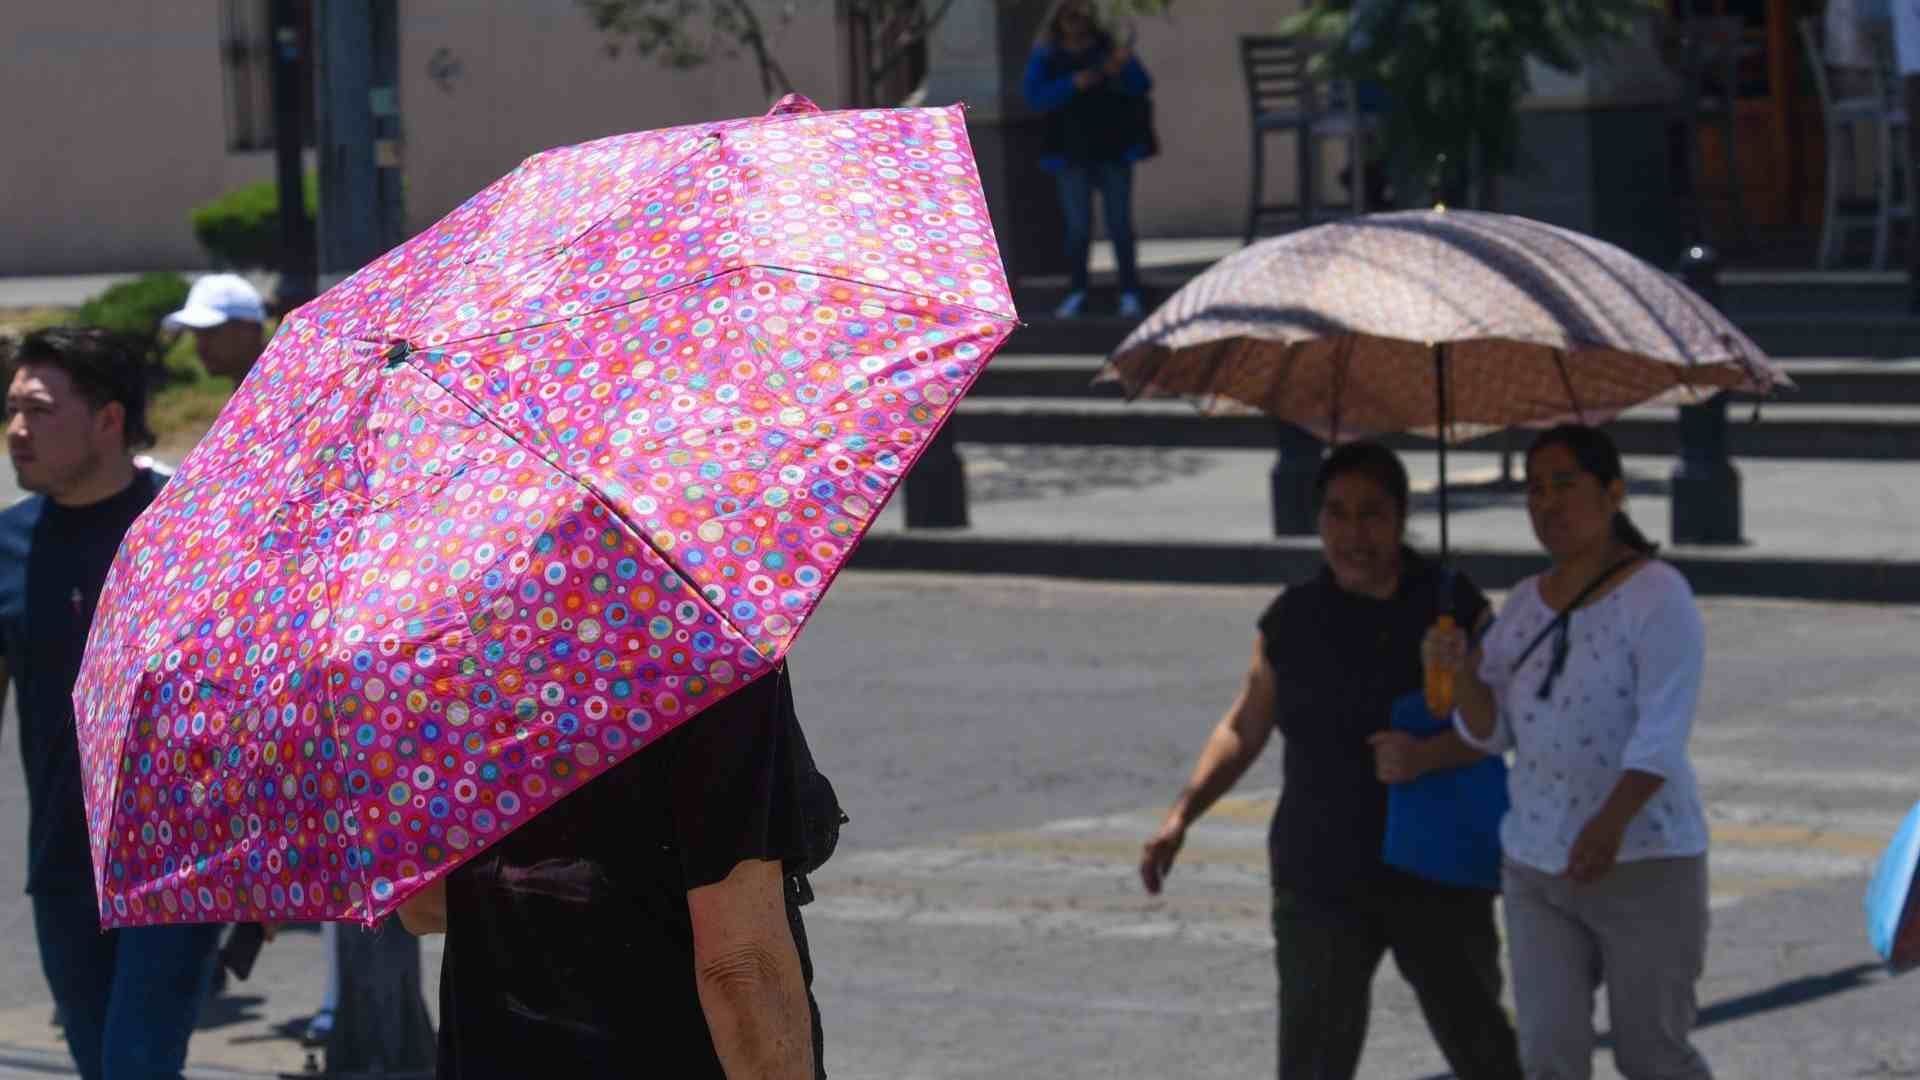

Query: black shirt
[0,468,164,897]
[436,665,820,1079]
[1257,549,1491,899]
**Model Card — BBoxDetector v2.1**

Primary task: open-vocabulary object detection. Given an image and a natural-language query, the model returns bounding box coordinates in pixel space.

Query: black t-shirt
[0,468,164,897]
[436,665,820,1079]
[1257,549,1491,899]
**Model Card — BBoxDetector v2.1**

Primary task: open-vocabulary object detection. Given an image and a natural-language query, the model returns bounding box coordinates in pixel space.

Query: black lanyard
[1512,556,1642,702]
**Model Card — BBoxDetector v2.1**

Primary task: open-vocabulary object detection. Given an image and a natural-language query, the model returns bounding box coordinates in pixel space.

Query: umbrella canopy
[1102,209,1790,444]
[74,95,1015,928]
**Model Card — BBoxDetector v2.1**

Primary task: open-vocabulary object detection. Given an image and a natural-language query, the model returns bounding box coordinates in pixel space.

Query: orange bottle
[1424,615,1457,717]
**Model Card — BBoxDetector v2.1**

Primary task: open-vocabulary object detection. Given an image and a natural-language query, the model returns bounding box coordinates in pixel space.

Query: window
[220,0,314,153]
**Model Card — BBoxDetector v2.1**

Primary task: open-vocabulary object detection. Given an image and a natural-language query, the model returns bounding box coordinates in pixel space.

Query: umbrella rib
[1553,350,1588,426]
[553,317,781,663]
[311,548,378,925]
[402,262,1016,354]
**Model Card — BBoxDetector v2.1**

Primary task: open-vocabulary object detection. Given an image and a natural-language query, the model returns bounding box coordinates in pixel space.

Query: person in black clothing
[399,664,825,1079]
[1022,0,1154,321]
[0,328,224,1080]
[1139,442,1521,1080]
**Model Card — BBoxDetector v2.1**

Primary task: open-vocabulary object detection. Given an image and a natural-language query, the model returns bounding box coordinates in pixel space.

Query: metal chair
[1240,34,1375,244]
[1799,16,1911,268]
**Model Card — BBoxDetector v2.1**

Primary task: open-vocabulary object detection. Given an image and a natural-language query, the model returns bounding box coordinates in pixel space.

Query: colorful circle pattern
[74,96,1015,928]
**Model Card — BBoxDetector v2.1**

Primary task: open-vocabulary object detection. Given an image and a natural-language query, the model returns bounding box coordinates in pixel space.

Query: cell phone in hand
[221,922,267,982]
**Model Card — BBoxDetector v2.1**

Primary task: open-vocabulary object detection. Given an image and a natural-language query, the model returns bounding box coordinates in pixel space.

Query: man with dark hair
[1,328,222,1079]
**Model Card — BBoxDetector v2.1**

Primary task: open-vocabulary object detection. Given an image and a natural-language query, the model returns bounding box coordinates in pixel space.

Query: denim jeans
[1053,160,1140,295]
[32,891,222,1080]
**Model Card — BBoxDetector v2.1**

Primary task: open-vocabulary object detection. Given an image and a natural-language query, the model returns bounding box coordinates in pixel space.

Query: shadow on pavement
[1694,961,1885,1029]
[194,993,266,1033]
[1408,962,1887,1079]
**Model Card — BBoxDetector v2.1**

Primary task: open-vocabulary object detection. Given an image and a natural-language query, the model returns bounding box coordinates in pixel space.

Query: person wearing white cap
[161,274,267,379]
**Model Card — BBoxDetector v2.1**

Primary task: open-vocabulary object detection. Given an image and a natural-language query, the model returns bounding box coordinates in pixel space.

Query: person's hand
[260,922,282,943]
[396,878,448,935]
[1422,620,1471,677]
[1073,68,1103,91]
[1104,46,1133,75]
[1366,731,1428,785]
[1140,817,1187,895]
[1566,812,1628,883]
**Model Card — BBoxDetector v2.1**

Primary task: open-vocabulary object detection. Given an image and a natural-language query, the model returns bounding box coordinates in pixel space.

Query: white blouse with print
[1454,561,1711,875]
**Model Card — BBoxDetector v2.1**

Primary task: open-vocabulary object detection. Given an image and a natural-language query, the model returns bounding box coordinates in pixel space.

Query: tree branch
[720,0,795,99]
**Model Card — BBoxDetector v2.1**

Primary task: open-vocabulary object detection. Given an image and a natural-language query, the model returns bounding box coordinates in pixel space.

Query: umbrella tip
[383,341,412,368]
[768,93,821,117]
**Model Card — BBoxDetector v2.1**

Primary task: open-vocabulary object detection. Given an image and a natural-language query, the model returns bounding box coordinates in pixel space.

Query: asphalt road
[3,569,1920,1077]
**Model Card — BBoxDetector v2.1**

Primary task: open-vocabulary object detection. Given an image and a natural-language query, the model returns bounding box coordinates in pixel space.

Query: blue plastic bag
[1865,799,1920,970]
[1381,690,1509,891]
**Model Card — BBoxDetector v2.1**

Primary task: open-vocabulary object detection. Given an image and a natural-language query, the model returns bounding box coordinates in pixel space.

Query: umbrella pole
[1435,343,1450,563]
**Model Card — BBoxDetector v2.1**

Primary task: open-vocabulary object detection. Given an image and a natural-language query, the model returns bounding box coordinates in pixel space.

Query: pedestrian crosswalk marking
[812,785,1901,939]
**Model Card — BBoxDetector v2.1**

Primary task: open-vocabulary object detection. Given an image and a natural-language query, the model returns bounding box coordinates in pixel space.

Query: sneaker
[1052,291,1086,319]
[302,1008,334,1047]
[1117,291,1144,319]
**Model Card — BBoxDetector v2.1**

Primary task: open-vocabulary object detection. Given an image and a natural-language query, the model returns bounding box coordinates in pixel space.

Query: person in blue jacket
[1022,0,1154,320]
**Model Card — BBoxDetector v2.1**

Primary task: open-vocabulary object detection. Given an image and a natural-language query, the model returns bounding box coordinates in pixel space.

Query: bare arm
[395,877,446,936]
[1567,770,1666,883]
[690,859,814,1079]
[1140,638,1279,894]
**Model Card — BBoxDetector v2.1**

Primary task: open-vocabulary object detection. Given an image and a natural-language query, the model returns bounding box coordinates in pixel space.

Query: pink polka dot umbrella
[72,94,1016,928]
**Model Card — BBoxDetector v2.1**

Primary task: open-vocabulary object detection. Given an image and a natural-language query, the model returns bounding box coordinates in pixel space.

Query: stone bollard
[905,424,969,528]
[1672,390,1743,545]
[1270,422,1324,536]
[1671,244,1743,545]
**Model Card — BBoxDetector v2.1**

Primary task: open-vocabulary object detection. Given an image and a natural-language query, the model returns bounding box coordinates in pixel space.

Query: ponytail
[1611,510,1659,556]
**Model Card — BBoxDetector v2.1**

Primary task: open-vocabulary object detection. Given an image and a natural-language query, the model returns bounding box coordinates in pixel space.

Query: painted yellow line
[1709,823,1886,858]
[1206,795,1277,825]
[1707,875,1821,900]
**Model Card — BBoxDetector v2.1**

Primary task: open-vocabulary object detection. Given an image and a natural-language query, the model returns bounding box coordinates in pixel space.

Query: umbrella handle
[1424,615,1458,717]
[1435,344,1450,563]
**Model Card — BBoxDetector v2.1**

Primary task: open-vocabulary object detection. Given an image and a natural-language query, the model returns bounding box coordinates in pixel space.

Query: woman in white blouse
[1425,424,1713,1080]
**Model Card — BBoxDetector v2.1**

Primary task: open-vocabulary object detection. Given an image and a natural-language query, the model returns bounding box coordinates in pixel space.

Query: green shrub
[159,330,208,385]
[190,172,317,269]
[73,273,190,339]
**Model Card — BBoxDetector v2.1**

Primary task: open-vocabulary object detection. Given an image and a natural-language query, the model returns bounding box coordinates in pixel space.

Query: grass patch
[150,378,236,460]
[0,306,75,335]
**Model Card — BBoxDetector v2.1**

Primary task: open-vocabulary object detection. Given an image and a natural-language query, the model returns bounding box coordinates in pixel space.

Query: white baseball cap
[163,273,267,330]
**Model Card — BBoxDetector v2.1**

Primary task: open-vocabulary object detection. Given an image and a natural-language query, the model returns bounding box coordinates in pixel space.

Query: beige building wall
[1,1,1303,277]
[398,3,848,237]
[2,4,278,275]
[1116,0,1308,238]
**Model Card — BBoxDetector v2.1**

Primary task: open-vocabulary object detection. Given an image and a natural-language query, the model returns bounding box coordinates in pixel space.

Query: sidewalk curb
[947,405,1920,460]
[850,533,1920,603]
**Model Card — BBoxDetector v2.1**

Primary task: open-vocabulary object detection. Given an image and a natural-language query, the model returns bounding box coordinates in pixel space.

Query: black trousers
[1272,884,1521,1080]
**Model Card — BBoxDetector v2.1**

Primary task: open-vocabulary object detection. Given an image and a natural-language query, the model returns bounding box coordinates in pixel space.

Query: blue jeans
[32,892,222,1080]
[1053,161,1140,295]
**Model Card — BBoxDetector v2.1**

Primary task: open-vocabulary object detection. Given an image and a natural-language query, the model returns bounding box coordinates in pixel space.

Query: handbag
[1380,689,1509,891]
[1865,798,1920,970]
[1380,567,1508,891]
[1128,91,1160,160]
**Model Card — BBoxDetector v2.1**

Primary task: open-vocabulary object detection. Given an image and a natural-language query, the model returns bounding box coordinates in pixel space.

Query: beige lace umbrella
[1100,208,1791,555]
